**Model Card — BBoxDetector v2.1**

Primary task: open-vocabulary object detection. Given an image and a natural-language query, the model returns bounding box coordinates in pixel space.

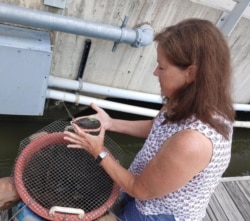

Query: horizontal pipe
[234,121,250,128]
[46,88,250,127]
[48,76,250,112]
[0,3,153,47]
[233,103,250,112]
[46,89,159,117]
[48,76,163,104]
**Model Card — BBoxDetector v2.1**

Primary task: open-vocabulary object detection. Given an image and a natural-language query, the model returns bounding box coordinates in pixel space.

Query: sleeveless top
[129,111,233,221]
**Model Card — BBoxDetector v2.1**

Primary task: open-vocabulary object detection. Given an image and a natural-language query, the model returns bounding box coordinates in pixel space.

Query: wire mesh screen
[14,120,124,221]
[23,143,114,212]
[13,120,124,164]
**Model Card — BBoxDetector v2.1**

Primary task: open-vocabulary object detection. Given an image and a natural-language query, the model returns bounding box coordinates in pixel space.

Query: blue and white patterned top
[129,111,233,221]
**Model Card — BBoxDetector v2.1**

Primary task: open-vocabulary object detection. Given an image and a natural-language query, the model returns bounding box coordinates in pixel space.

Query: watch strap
[95,151,109,164]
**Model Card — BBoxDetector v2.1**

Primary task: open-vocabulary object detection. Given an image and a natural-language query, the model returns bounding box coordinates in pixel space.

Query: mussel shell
[74,118,101,129]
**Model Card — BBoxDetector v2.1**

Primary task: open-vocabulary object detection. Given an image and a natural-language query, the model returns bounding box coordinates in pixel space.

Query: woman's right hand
[75,103,113,131]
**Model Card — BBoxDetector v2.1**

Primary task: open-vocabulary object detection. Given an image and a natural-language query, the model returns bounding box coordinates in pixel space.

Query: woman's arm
[109,118,153,138]
[64,126,212,200]
[100,129,213,200]
[74,103,153,138]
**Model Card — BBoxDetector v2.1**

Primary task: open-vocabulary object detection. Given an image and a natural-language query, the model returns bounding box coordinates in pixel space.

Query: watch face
[100,151,108,158]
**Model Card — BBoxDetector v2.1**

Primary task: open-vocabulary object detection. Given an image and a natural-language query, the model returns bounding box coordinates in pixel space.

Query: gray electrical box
[0,24,52,116]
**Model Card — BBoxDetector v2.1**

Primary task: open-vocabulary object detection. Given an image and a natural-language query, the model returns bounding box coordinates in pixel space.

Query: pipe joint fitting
[131,24,154,48]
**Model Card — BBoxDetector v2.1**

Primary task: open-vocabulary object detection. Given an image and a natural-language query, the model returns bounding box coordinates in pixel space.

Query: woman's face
[153,45,189,99]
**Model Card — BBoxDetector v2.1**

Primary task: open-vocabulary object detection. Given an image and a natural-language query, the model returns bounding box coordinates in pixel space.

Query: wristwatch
[95,151,109,164]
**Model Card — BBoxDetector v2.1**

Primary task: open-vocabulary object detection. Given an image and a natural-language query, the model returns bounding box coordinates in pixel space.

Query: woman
[64,18,235,221]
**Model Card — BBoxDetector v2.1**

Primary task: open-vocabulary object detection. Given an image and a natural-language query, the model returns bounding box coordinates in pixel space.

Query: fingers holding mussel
[68,118,101,135]
[74,117,101,129]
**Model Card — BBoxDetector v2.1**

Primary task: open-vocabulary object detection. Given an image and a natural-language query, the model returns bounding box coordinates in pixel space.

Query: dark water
[0,102,250,178]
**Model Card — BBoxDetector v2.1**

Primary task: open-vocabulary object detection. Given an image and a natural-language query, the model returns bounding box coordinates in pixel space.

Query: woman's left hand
[63,123,106,158]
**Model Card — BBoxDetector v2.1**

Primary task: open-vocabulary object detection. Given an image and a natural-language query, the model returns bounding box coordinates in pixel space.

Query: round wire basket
[14,120,124,221]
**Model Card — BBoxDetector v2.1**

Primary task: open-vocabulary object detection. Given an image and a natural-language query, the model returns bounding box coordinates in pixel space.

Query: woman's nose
[153,67,159,76]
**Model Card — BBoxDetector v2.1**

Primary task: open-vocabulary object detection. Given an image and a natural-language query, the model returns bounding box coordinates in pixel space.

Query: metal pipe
[0,3,154,47]
[48,76,163,104]
[46,89,159,117]
[46,88,250,128]
[216,0,250,36]
[234,121,250,128]
[233,103,250,112]
[48,76,250,112]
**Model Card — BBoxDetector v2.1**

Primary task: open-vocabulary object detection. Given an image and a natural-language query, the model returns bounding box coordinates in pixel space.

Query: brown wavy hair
[154,18,235,139]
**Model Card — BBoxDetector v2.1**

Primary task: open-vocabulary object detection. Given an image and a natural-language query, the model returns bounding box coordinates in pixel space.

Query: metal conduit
[48,76,163,104]
[0,3,154,47]
[46,89,159,117]
[46,88,250,128]
[48,76,250,112]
